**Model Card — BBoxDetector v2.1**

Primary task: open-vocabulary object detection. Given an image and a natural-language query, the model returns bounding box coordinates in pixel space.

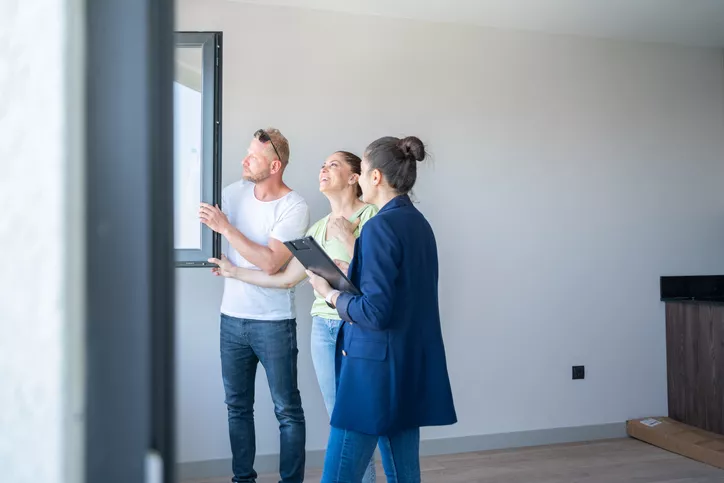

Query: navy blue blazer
[334,195,457,436]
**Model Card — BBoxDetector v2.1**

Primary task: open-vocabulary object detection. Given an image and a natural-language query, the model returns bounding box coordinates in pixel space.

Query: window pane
[173,47,203,250]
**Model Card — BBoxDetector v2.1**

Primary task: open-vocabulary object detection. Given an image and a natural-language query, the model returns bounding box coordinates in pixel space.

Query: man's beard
[243,169,271,183]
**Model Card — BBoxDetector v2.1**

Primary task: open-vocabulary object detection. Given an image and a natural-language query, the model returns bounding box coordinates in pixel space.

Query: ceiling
[230,0,724,47]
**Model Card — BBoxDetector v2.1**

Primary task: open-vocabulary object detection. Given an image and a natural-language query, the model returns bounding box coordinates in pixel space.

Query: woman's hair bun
[398,136,426,163]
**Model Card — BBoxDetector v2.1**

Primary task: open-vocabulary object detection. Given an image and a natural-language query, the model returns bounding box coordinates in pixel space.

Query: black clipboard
[284,236,362,295]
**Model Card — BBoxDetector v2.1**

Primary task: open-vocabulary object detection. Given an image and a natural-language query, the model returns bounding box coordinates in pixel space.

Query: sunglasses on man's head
[254,129,282,162]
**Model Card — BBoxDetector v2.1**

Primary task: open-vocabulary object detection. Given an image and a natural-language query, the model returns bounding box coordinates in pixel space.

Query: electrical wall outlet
[572,365,585,380]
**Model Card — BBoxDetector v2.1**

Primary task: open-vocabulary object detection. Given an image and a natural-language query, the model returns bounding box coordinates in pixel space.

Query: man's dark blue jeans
[220,314,306,483]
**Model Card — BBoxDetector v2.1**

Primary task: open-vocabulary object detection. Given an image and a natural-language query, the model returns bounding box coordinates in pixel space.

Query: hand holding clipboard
[283,237,361,295]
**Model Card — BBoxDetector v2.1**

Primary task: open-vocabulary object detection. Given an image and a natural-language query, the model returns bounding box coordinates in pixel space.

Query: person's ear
[270,159,283,174]
[371,168,382,186]
[349,173,359,186]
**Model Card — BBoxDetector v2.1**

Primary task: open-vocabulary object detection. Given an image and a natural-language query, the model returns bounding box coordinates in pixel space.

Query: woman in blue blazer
[307,135,457,482]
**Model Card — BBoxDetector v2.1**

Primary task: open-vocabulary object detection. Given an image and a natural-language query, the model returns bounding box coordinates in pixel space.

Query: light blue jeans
[322,427,421,483]
[311,317,376,483]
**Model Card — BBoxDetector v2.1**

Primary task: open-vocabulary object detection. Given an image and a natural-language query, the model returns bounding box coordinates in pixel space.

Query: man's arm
[200,199,310,276]
[222,226,291,275]
[209,254,308,288]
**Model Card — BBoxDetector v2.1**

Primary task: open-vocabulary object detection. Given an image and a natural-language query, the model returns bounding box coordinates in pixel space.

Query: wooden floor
[187,438,724,483]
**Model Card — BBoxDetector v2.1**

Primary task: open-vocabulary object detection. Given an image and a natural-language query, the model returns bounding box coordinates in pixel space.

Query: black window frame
[174,31,222,267]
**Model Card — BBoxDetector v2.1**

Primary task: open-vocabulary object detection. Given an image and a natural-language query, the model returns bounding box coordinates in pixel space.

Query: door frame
[85,1,175,482]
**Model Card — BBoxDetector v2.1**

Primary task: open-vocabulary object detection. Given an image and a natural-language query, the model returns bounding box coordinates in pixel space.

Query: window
[174,32,222,266]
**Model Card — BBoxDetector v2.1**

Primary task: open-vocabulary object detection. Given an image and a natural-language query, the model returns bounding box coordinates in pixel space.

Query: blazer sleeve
[336,219,400,331]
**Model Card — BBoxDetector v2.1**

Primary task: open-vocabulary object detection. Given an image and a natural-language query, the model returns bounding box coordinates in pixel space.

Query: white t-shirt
[219,180,310,320]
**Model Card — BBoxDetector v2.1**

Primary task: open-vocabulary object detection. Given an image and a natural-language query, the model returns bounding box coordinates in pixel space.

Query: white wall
[175,0,724,464]
[0,1,84,482]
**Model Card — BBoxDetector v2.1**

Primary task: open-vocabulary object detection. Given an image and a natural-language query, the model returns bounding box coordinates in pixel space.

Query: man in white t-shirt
[200,128,310,483]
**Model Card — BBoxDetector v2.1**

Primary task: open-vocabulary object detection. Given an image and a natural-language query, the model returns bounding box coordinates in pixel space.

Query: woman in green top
[210,151,379,482]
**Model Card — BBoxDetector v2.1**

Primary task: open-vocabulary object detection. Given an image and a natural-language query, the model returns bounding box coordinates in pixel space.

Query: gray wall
[175,0,724,464]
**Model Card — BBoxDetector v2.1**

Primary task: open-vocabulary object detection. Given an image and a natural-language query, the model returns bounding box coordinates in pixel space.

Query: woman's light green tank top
[305,203,378,319]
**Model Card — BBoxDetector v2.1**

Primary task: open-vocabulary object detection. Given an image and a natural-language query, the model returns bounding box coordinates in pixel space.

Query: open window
[174,32,222,266]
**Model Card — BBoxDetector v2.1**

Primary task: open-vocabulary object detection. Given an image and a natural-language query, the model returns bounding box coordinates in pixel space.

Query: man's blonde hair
[258,127,290,166]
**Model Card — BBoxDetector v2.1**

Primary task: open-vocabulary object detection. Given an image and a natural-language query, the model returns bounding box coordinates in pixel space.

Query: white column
[0,1,85,482]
